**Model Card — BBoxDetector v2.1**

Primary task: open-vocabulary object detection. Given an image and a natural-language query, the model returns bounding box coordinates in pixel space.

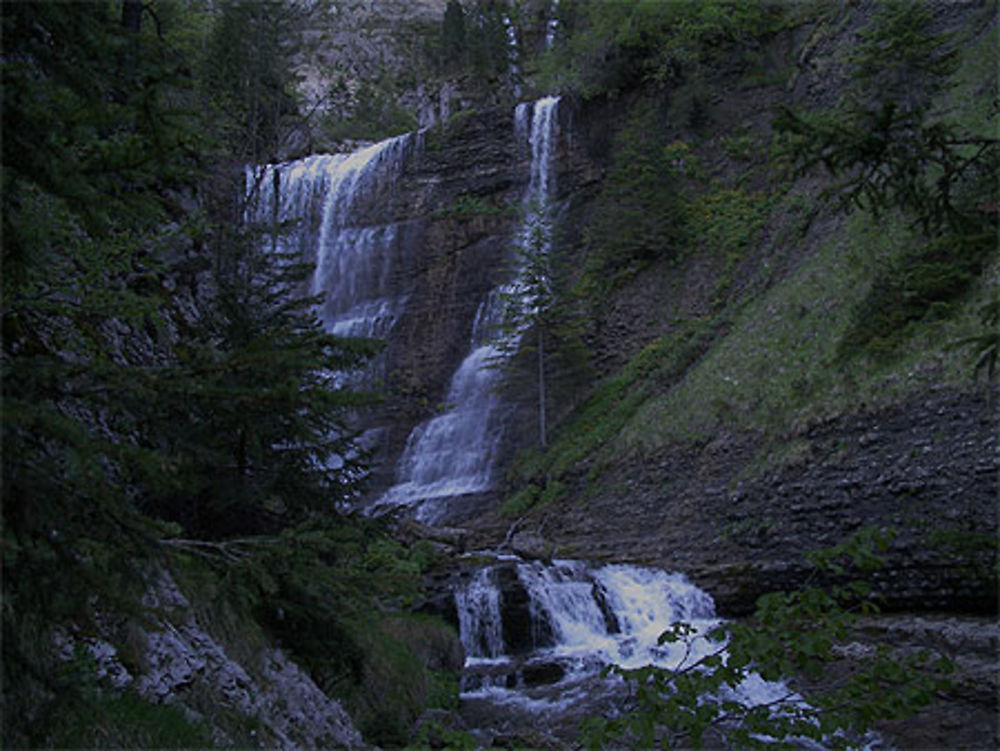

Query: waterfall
[461,560,720,672]
[370,97,561,524]
[456,568,505,660]
[249,134,413,341]
[456,558,803,729]
[503,14,523,99]
[545,0,560,49]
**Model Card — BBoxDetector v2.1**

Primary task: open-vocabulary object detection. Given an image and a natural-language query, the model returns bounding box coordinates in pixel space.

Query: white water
[503,14,523,99]
[249,134,413,340]
[370,97,561,523]
[545,0,560,49]
[456,567,505,660]
[457,559,801,728]
[460,560,720,673]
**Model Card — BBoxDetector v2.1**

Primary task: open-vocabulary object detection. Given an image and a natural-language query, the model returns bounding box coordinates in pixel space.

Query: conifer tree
[1,2,378,741]
[493,206,590,450]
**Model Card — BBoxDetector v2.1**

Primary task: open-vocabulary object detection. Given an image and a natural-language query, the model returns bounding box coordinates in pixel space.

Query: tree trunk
[538,327,547,449]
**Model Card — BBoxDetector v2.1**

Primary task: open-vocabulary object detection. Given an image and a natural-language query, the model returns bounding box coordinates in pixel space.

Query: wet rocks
[460,656,566,692]
[520,660,566,687]
[509,530,555,561]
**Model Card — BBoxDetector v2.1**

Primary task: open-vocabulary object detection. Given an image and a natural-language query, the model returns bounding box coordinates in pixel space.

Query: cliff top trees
[201,0,302,165]
[537,0,783,99]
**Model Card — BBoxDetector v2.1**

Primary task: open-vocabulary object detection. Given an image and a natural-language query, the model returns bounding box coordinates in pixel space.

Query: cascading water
[545,0,560,49]
[456,567,505,661]
[250,134,414,341]
[370,97,560,524]
[503,14,523,99]
[457,560,721,678]
[455,558,807,744]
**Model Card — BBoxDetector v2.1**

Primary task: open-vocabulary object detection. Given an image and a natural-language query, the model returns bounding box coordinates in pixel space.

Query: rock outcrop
[63,572,364,750]
[537,389,997,618]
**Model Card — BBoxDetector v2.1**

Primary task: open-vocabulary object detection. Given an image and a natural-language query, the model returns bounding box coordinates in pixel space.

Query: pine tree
[201,0,303,164]
[1,4,205,742]
[493,205,590,450]
[1,2,378,741]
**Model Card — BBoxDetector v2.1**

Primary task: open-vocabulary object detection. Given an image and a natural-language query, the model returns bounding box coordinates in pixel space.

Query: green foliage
[201,0,302,162]
[583,529,952,750]
[583,104,690,289]
[537,0,783,100]
[950,296,1000,386]
[500,479,568,517]
[441,0,467,71]
[0,2,394,743]
[774,0,996,232]
[775,0,994,232]
[323,78,419,143]
[1,4,205,741]
[166,514,453,746]
[490,205,592,450]
[409,718,478,750]
[143,174,382,536]
[38,689,213,749]
[689,185,772,305]
[508,318,720,499]
[434,0,512,87]
[838,232,994,361]
[774,0,997,366]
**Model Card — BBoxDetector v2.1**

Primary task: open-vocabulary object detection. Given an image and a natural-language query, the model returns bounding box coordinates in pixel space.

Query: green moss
[838,232,993,361]
[343,613,462,747]
[432,194,514,220]
[619,206,991,457]
[688,184,772,306]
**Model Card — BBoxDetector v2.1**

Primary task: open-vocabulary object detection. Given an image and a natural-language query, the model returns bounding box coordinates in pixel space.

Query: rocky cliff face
[294,0,447,120]
[59,571,364,750]
[261,2,998,745]
[532,389,997,617]
[354,102,584,494]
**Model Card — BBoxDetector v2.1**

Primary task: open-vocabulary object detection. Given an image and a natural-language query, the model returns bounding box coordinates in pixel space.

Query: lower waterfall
[453,557,813,746]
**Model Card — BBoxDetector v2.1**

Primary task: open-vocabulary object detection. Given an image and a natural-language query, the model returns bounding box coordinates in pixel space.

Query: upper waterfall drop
[249,133,414,340]
[370,96,561,524]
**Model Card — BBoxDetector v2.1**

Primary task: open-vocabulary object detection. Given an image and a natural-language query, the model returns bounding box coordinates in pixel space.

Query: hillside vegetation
[505,0,997,511]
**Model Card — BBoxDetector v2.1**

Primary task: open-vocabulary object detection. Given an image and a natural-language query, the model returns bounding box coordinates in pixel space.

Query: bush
[39,691,213,749]
[839,232,993,360]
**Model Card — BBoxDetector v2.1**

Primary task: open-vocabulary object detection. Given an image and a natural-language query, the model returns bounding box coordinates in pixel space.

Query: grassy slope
[506,6,997,508]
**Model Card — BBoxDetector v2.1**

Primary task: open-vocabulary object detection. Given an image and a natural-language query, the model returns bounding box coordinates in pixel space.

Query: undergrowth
[619,207,990,457]
[503,317,723,514]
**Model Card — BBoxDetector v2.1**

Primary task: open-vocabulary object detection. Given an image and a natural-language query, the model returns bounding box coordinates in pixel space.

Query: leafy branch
[582,528,952,750]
